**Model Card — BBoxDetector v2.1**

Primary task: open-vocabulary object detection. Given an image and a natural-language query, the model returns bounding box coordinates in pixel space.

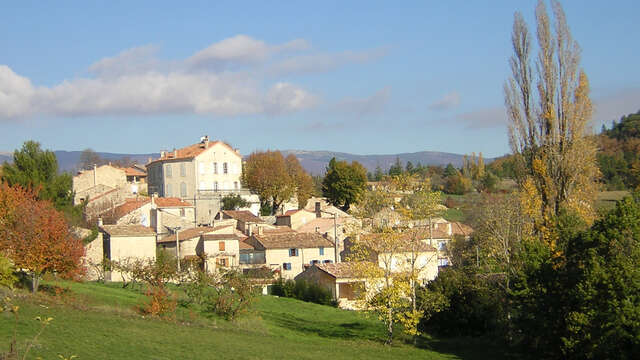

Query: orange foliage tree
[0,182,84,292]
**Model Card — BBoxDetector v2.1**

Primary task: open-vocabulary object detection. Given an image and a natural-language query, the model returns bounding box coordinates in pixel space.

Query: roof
[222,210,264,223]
[147,140,239,165]
[123,167,146,177]
[296,217,348,235]
[202,233,248,241]
[239,241,254,250]
[112,198,151,220]
[451,222,474,237]
[249,229,334,250]
[154,197,193,208]
[316,262,362,279]
[100,224,155,237]
[157,225,233,243]
[86,187,118,203]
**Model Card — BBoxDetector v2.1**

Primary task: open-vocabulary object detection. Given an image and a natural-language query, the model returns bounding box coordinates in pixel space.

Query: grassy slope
[0,281,501,360]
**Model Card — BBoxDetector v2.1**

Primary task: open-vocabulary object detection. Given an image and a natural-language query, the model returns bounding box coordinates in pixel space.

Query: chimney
[160,150,166,158]
[315,202,321,218]
[173,149,178,157]
[151,192,157,207]
[97,217,103,227]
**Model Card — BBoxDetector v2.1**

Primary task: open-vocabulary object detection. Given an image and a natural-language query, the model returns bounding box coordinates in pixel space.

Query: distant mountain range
[1,149,485,175]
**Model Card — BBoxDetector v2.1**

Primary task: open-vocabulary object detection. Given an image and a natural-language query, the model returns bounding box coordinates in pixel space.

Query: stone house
[146,136,252,224]
[73,164,127,204]
[100,224,156,282]
[215,210,270,236]
[241,228,335,279]
[275,209,317,229]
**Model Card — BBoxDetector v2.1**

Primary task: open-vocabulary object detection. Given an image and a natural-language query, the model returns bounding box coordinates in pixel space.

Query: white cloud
[88,45,161,77]
[334,87,391,116]
[429,91,461,111]
[457,107,507,128]
[187,35,310,68]
[0,66,35,119]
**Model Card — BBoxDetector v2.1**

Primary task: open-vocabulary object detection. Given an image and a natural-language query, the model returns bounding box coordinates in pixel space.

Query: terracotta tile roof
[316,262,362,279]
[157,226,217,243]
[248,230,334,250]
[122,167,146,177]
[154,197,193,207]
[100,224,155,237]
[239,241,254,250]
[112,198,151,220]
[222,210,264,223]
[296,217,348,235]
[451,222,474,237]
[202,233,248,241]
[147,140,239,165]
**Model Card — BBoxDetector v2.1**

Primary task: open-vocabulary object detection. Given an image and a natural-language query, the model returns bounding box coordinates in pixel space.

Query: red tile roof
[112,198,151,220]
[248,230,334,250]
[239,241,254,250]
[222,210,264,223]
[123,167,146,177]
[203,233,247,241]
[316,262,363,279]
[147,140,239,165]
[154,197,193,208]
[157,225,232,243]
[451,222,474,237]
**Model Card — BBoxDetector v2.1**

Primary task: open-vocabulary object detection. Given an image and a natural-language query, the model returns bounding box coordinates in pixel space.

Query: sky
[1,0,639,158]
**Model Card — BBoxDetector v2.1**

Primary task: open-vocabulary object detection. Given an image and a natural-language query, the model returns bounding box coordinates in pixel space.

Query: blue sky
[1,0,638,158]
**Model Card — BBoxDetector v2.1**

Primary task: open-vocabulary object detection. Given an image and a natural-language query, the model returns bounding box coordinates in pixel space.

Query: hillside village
[76,135,473,309]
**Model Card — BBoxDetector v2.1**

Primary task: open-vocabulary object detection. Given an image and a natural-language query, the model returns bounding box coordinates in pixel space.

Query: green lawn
[0,281,503,359]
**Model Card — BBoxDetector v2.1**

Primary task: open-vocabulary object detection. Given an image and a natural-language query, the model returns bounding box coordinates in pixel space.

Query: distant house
[73,164,127,204]
[215,210,268,235]
[101,195,195,234]
[241,228,336,279]
[295,262,372,310]
[275,209,317,229]
[100,224,156,282]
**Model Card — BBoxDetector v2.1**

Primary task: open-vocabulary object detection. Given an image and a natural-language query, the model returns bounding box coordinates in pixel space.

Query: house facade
[100,224,156,282]
[146,136,250,224]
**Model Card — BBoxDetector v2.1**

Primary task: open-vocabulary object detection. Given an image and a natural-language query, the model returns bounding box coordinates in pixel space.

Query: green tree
[221,193,250,210]
[373,165,384,181]
[443,163,457,178]
[322,157,367,211]
[388,157,403,176]
[1,141,73,212]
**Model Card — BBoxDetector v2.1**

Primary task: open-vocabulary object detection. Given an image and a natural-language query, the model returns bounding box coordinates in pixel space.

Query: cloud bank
[429,91,461,111]
[0,35,382,120]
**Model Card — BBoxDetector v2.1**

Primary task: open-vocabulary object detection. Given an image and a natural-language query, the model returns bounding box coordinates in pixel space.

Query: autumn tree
[0,183,84,292]
[243,151,312,214]
[505,0,599,241]
[322,157,367,211]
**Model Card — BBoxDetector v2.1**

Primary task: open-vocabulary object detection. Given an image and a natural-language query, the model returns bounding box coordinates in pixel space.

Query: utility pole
[171,226,182,272]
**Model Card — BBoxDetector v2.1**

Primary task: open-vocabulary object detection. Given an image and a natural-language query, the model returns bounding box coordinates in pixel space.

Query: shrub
[271,278,335,306]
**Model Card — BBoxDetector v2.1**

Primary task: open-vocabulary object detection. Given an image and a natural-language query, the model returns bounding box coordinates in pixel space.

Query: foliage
[443,172,472,195]
[504,1,599,240]
[182,269,256,320]
[271,278,335,306]
[597,110,640,190]
[322,157,368,211]
[0,183,85,293]
[243,151,313,214]
[0,254,17,289]
[1,141,74,213]
[220,193,250,210]
[77,148,105,171]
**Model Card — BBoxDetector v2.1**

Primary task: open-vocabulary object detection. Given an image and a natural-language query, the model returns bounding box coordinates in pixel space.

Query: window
[213,162,218,174]
[234,181,238,189]
[165,164,172,178]
[219,241,225,251]
[166,184,172,197]
[311,260,320,265]
[289,248,298,257]
[438,241,447,251]
[180,182,187,197]
[283,263,292,271]
[223,162,228,174]
[438,258,450,267]
[323,260,333,264]
[214,181,219,191]
[180,208,186,217]
[319,247,324,255]
[217,258,228,267]
[180,163,186,177]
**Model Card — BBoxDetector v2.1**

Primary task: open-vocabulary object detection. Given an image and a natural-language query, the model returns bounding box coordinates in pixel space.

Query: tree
[505,0,599,240]
[443,163,457,178]
[322,157,367,211]
[243,151,313,214]
[285,154,314,209]
[388,157,403,176]
[0,183,84,292]
[221,193,250,211]
[1,141,74,212]
[77,148,104,171]
[373,165,384,181]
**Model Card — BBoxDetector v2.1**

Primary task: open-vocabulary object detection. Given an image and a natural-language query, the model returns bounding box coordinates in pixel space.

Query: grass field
[0,281,503,360]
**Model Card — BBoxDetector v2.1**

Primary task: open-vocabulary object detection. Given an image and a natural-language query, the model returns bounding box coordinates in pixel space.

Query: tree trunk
[386,305,394,345]
[31,273,40,293]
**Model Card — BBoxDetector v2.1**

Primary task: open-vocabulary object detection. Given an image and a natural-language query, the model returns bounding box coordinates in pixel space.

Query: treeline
[597,110,640,190]
[366,153,510,195]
